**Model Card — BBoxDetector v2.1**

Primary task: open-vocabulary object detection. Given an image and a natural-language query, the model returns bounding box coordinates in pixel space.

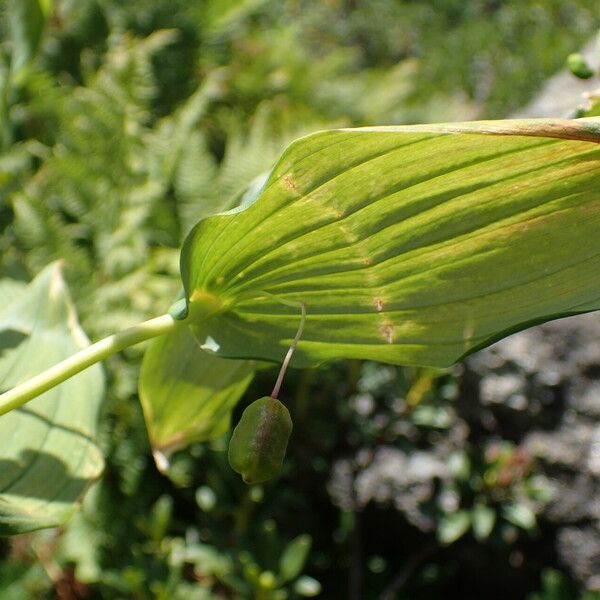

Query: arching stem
[271,301,306,400]
[0,313,176,416]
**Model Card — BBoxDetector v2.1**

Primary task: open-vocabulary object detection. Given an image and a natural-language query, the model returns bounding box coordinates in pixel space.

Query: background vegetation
[1,0,600,598]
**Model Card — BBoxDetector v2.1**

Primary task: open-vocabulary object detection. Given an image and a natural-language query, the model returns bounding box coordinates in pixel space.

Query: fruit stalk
[271,302,306,399]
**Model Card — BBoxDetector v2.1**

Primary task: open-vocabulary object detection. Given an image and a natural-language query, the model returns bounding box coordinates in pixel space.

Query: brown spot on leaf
[380,321,395,344]
[282,174,299,193]
[373,297,384,312]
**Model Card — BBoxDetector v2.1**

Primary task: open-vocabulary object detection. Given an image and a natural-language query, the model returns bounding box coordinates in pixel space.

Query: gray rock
[557,525,600,590]
[467,312,600,589]
[328,447,450,531]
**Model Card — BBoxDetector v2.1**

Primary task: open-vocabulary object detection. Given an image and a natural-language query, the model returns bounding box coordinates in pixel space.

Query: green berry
[567,53,594,79]
[228,396,293,484]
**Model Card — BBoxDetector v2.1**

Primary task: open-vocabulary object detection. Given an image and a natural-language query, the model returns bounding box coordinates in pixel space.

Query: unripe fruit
[567,53,594,79]
[228,396,293,484]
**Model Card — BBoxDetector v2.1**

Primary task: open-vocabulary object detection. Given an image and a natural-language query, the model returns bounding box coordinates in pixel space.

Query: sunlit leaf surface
[181,118,600,368]
[0,263,104,534]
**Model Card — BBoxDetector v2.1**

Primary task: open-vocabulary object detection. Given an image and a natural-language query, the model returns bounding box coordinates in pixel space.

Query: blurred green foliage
[0,0,599,598]
[527,570,600,600]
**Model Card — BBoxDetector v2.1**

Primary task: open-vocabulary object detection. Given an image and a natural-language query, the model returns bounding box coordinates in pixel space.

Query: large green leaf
[181,118,600,368]
[139,323,255,469]
[0,263,104,534]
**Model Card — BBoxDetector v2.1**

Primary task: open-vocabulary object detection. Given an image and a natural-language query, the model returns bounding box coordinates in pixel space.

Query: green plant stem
[0,62,12,151]
[0,313,176,417]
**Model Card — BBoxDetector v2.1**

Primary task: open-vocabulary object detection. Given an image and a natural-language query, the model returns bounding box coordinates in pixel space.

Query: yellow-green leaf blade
[181,118,600,368]
[139,323,255,468]
[0,263,104,535]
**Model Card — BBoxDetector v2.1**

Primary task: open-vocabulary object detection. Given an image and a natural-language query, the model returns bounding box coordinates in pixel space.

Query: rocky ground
[470,314,600,589]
